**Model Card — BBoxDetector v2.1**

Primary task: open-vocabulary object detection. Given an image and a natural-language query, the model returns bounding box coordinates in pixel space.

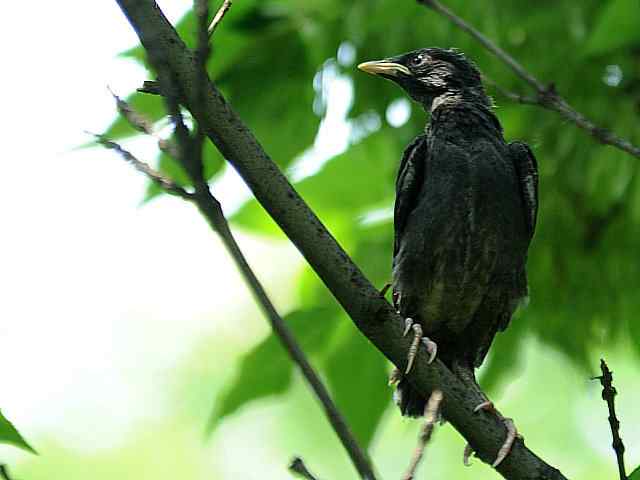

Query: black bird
[358,48,538,467]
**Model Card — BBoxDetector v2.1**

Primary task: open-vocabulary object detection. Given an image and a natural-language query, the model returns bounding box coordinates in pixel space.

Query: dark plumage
[359,48,538,417]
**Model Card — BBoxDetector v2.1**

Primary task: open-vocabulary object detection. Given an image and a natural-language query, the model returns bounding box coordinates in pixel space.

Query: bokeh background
[1,0,639,478]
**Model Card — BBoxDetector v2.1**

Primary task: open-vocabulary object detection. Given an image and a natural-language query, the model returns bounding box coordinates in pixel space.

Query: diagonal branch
[193,190,378,480]
[99,21,376,476]
[417,0,640,159]
[113,1,567,478]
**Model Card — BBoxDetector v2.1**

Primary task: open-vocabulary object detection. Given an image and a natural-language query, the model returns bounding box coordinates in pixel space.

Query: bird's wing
[393,135,428,257]
[508,141,539,239]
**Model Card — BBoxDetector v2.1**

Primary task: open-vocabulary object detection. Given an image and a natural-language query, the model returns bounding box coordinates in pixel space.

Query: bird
[358,48,538,467]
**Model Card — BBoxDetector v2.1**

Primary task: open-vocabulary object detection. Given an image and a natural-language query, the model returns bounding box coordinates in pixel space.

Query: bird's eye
[409,54,428,67]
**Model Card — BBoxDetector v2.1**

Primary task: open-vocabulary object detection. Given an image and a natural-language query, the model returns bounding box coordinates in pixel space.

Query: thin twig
[593,359,627,480]
[207,0,232,37]
[102,12,377,477]
[107,87,179,157]
[482,76,539,106]
[418,0,640,159]
[189,163,379,480]
[402,390,443,480]
[91,133,193,199]
[98,130,377,480]
[107,86,155,135]
[289,457,321,480]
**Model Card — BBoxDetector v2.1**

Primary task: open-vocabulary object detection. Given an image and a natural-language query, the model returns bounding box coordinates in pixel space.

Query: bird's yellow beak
[357,60,411,77]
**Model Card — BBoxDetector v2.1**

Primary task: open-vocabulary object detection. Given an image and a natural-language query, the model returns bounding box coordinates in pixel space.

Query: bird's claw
[405,321,437,374]
[379,282,391,297]
[492,417,518,467]
[388,367,402,387]
[403,317,414,336]
[466,401,520,468]
[422,337,438,364]
[473,400,493,413]
[463,443,474,467]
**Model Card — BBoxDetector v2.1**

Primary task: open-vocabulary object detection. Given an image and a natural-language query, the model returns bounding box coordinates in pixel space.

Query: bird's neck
[427,90,502,137]
[430,87,491,113]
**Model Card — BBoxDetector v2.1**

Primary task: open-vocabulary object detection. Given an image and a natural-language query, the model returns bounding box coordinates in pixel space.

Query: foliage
[107,0,640,462]
[0,409,36,454]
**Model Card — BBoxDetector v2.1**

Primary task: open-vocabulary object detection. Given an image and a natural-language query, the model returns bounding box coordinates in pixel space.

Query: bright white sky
[2,3,639,478]
[0,0,304,458]
[0,0,362,464]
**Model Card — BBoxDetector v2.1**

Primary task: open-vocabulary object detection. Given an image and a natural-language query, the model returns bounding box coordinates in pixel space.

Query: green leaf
[583,0,640,56]
[629,465,640,480]
[206,308,338,434]
[232,130,399,236]
[0,409,36,454]
[215,26,320,170]
[323,320,389,448]
[118,2,320,203]
[478,312,528,394]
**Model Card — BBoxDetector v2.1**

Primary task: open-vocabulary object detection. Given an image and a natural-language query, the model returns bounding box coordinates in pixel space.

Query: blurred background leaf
[207,308,337,433]
[99,0,640,476]
[0,410,36,454]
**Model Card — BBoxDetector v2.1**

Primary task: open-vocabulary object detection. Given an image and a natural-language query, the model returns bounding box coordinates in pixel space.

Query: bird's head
[358,48,489,111]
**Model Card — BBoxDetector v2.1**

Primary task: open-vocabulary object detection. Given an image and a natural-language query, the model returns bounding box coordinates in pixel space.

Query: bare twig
[108,86,155,135]
[107,87,179,157]
[189,172,380,480]
[593,359,627,480]
[188,165,378,480]
[482,76,539,106]
[289,457,321,480]
[402,390,444,480]
[102,15,377,478]
[98,131,378,480]
[418,0,640,159]
[91,133,193,199]
[113,1,568,477]
[208,0,231,37]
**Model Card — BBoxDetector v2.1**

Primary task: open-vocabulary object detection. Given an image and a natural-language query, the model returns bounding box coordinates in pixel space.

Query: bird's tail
[393,376,427,417]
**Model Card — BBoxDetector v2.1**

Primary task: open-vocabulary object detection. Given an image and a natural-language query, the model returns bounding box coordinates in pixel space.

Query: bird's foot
[403,319,437,374]
[392,290,401,312]
[379,282,392,298]
[388,367,402,387]
[463,401,521,468]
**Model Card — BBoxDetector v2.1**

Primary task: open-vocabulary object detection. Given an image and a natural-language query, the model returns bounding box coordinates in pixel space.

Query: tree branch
[593,359,627,480]
[417,0,640,159]
[99,29,376,478]
[112,1,567,478]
